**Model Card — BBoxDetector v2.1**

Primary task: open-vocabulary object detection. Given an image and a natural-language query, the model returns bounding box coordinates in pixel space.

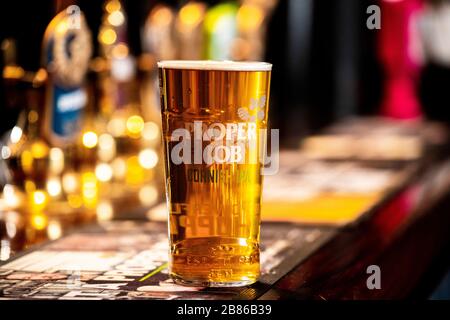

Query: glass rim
[157,60,272,71]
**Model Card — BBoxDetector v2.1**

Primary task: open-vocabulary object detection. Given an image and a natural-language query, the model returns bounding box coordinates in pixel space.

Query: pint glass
[158,61,272,287]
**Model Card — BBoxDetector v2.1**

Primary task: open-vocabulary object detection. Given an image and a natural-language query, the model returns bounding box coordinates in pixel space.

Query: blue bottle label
[51,86,87,137]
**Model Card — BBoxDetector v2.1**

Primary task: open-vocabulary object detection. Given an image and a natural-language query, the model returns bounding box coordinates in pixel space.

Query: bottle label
[43,8,92,142]
[52,86,87,137]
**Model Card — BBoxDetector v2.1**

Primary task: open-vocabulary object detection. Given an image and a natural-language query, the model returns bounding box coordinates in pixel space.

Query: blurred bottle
[175,1,207,60]
[1,39,26,130]
[378,0,422,119]
[204,1,238,60]
[73,69,104,216]
[141,2,177,123]
[418,0,450,124]
[96,0,161,216]
[1,39,27,188]
[232,0,278,61]
[1,70,51,247]
[142,2,177,61]
[43,5,93,223]
[1,6,93,247]
[141,0,183,126]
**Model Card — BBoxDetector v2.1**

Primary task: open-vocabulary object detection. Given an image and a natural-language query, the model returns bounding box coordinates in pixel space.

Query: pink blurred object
[378,0,423,119]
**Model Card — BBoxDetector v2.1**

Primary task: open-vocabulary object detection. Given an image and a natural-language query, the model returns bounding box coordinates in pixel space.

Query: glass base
[171,274,258,288]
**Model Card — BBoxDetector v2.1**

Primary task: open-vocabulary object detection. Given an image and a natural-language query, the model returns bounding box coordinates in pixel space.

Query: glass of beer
[158,60,272,287]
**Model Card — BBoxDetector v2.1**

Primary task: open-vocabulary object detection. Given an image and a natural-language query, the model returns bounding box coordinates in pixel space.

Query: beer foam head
[157,60,272,71]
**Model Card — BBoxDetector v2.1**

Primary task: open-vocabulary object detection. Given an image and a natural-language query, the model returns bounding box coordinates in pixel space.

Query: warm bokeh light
[126,156,145,185]
[3,212,18,238]
[111,157,127,179]
[49,148,64,175]
[33,68,48,84]
[25,180,36,193]
[99,28,117,45]
[1,145,11,159]
[47,220,62,240]
[0,241,10,261]
[105,0,121,14]
[138,149,158,169]
[107,118,127,137]
[32,190,47,205]
[111,43,129,58]
[82,131,98,149]
[47,177,62,197]
[139,185,158,206]
[21,141,49,174]
[152,6,174,27]
[3,184,21,208]
[108,10,125,27]
[31,212,48,231]
[67,194,83,209]
[30,190,49,212]
[95,163,113,182]
[237,4,264,33]
[3,65,25,80]
[10,126,22,144]
[62,172,79,194]
[81,172,98,208]
[142,121,160,142]
[96,200,114,221]
[98,133,116,162]
[21,150,32,173]
[28,110,39,123]
[98,133,115,149]
[31,140,49,159]
[126,115,145,136]
[179,2,204,27]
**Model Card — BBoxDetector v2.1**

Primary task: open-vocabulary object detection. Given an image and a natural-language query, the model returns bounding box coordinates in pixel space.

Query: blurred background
[0,0,398,142]
[1,0,450,298]
[2,0,450,142]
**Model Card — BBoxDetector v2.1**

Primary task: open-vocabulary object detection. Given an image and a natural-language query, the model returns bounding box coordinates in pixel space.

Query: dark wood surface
[260,158,450,300]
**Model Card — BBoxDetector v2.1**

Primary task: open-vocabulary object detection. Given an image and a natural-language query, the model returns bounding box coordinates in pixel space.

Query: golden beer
[158,61,272,287]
